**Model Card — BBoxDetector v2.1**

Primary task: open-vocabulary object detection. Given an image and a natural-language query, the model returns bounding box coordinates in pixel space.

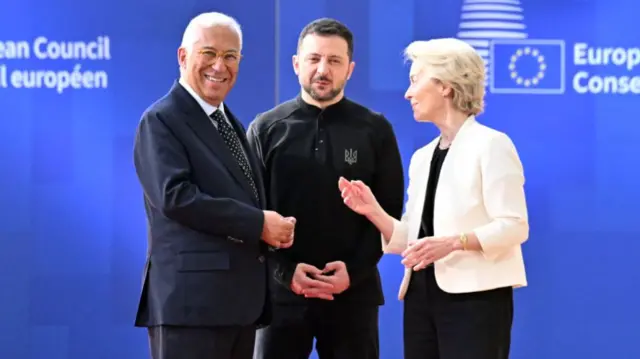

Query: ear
[177,47,187,70]
[292,54,300,75]
[441,82,453,97]
[346,61,355,80]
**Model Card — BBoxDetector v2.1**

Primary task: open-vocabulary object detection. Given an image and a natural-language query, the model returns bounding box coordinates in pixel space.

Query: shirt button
[258,255,265,263]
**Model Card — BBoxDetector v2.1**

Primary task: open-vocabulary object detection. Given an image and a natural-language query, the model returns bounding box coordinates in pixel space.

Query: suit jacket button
[258,255,265,263]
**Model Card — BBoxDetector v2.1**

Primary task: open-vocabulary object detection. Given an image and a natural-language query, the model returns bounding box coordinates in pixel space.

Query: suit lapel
[408,118,478,239]
[432,117,478,234]
[169,83,259,206]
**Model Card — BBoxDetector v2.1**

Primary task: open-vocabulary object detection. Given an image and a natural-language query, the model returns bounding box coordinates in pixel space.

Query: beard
[303,75,345,102]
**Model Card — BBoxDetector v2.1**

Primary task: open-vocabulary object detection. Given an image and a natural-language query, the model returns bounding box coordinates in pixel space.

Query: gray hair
[180,12,243,51]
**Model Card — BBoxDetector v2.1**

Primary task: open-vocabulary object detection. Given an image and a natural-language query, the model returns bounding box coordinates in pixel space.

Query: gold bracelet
[459,233,468,250]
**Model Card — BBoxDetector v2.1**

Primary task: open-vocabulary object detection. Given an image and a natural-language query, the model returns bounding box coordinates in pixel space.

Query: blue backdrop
[1,0,638,358]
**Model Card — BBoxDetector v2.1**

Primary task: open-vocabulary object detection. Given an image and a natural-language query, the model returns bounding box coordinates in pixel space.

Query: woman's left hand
[401,236,458,270]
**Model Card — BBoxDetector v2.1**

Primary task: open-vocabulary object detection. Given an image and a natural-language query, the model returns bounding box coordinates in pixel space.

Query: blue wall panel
[1,0,639,358]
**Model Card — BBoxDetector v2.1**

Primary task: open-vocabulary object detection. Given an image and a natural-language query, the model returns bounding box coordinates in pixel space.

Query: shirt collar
[178,78,225,117]
[295,93,348,117]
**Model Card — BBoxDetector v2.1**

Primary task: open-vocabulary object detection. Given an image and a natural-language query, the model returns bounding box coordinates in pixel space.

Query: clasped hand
[401,236,457,270]
[261,210,296,248]
[290,261,350,301]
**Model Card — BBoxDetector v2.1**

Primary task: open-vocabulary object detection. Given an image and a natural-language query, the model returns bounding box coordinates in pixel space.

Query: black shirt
[419,145,449,239]
[246,95,405,305]
[410,145,448,295]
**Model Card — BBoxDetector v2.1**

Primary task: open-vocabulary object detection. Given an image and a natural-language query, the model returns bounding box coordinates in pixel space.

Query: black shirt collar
[295,94,349,117]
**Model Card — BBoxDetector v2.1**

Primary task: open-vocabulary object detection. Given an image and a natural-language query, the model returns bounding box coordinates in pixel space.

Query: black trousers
[254,302,379,359]
[148,325,256,359]
[403,266,514,359]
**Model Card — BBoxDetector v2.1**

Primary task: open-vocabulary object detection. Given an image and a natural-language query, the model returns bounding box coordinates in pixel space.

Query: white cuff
[381,219,408,254]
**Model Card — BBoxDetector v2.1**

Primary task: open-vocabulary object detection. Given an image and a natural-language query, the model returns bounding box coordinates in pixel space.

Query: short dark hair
[297,18,354,59]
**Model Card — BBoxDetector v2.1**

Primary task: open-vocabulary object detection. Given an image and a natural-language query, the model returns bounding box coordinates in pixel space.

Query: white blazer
[383,117,529,300]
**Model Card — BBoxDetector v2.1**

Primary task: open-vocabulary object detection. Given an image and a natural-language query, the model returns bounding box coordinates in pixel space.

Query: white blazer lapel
[432,117,478,237]
[406,141,437,245]
[397,139,438,300]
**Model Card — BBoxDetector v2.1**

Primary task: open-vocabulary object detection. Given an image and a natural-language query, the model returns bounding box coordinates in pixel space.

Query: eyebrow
[200,46,239,53]
[306,52,345,60]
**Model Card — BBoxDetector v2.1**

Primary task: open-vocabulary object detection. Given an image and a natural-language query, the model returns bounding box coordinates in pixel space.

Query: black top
[247,95,405,305]
[419,145,449,239]
[411,144,448,290]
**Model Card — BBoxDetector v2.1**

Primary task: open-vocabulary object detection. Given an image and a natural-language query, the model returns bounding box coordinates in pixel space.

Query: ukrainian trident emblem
[344,149,357,165]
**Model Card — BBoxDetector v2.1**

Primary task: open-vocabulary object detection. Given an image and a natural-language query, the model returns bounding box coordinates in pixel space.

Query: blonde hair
[404,38,485,115]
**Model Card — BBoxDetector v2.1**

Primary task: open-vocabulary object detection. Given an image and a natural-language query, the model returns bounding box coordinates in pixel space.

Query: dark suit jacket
[133,81,269,328]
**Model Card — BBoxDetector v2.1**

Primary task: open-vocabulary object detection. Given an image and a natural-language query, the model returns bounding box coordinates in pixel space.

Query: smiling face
[178,25,241,106]
[293,33,354,105]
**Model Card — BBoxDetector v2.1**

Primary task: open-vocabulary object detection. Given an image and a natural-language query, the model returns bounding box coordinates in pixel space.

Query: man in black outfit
[247,18,405,359]
[132,12,295,359]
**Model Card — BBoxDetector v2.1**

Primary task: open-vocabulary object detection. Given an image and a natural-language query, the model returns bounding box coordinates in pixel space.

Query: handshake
[261,210,296,249]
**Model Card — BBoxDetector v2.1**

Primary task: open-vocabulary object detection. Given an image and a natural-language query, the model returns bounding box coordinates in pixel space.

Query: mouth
[204,74,227,83]
[315,80,331,86]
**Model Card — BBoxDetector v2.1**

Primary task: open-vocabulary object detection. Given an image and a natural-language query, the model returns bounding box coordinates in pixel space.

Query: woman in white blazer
[338,38,529,359]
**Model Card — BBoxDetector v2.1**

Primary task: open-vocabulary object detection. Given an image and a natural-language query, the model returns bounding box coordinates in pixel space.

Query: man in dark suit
[133,12,295,359]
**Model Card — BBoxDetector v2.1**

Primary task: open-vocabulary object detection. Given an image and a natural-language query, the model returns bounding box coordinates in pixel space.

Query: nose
[211,56,225,71]
[404,87,413,100]
[317,59,329,74]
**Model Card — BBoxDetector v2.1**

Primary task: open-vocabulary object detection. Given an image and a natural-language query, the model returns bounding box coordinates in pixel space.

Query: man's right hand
[291,263,335,301]
[261,210,295,248]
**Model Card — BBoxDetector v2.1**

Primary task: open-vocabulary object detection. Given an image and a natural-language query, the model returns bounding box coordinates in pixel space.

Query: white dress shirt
[179,78,230,128]
[178,78,248,159]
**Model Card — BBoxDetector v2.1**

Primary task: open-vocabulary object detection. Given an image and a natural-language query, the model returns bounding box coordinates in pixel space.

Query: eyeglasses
[198,49,242,66]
